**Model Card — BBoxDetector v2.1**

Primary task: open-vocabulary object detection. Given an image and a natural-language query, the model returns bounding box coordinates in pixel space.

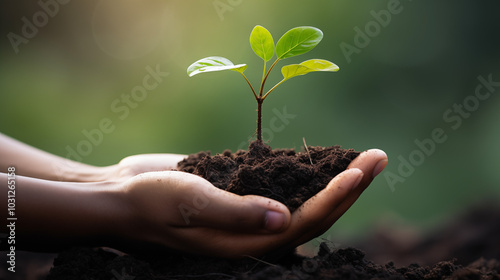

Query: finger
[177,176,291,233]
[347,149,387,187]
[334,149,388,213]
[193,193,291,233]
[302,149,387,238]
[291,168,363,227]
[287,149,387,247]
[289,149,388,245]
[283,151,387,248]
[123,153,187,171]
[274,168,362,248]
[160,154,188,170]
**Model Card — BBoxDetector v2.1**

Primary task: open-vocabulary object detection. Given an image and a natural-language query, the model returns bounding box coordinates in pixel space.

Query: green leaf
[187,56,247,77]
[281,59,339,80]
[300,59,339,72]
[276,26,323,59]
[250,25,275,62]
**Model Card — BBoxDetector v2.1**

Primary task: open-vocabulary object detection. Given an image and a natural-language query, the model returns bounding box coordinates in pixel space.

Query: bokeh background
[1,0,499,248]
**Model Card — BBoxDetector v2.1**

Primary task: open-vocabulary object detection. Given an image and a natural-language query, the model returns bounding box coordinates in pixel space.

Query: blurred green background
[1,0,499,242]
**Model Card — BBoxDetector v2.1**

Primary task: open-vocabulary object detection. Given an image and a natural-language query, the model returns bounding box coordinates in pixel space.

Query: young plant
[187,25,339,142]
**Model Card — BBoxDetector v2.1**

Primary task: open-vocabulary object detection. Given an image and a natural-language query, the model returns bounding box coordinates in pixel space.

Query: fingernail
[264,211,286,232]
[348,169,364,191]
[372,159,388,178]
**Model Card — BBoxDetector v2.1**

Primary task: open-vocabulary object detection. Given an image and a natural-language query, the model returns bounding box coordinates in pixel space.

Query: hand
[106,153,187,181]
[110,149,387,258]
[285,148,388,248]
[111,170,291,254]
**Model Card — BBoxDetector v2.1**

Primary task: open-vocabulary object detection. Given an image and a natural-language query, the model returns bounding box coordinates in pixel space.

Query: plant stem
[262,79,285,101]
[261,61,267,87]
[255,58,281,141]
[240,72,263,141]
[239,72,258,100]
[259,58,280,97]
[256,97,263,142]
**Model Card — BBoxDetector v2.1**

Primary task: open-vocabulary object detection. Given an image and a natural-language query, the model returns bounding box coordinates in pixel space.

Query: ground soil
[45,230,500,280]
[43,201,500,280]
[12,142,500,279]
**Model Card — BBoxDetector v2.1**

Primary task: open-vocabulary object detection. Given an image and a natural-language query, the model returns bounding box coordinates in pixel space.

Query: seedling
[187,25,339,142]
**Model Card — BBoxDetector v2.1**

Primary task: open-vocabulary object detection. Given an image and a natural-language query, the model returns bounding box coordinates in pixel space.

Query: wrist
[90,181,133,245]
[13,177,129,251]
[98,178,152,252]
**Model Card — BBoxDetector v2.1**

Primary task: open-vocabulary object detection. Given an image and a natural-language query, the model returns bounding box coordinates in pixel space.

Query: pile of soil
[177,140,360,212]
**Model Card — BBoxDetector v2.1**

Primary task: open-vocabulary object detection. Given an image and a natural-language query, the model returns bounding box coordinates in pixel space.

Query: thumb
[186,188,291,233]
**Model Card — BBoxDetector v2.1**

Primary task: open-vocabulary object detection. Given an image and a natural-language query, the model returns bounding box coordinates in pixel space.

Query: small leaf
[281,65,311,80]
[281,59,339,80]
[187,56,247,77]
[300,59,339,72]
[250,25,275,62]
[276,26,323,59]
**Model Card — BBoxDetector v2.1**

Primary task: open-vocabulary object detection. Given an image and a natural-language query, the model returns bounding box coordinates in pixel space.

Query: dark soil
[46,243,500,280]
[44,202,500,280]
[177,140,360,212]
[354,200,500,268]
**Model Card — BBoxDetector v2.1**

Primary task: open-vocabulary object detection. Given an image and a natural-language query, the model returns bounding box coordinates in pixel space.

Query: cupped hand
[287,149,388,248]
[112,149,387,258]
[115,171,291,253]
[107,153,187,181]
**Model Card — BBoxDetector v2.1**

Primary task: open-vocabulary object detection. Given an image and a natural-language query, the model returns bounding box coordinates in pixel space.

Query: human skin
[0,133,387,257]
